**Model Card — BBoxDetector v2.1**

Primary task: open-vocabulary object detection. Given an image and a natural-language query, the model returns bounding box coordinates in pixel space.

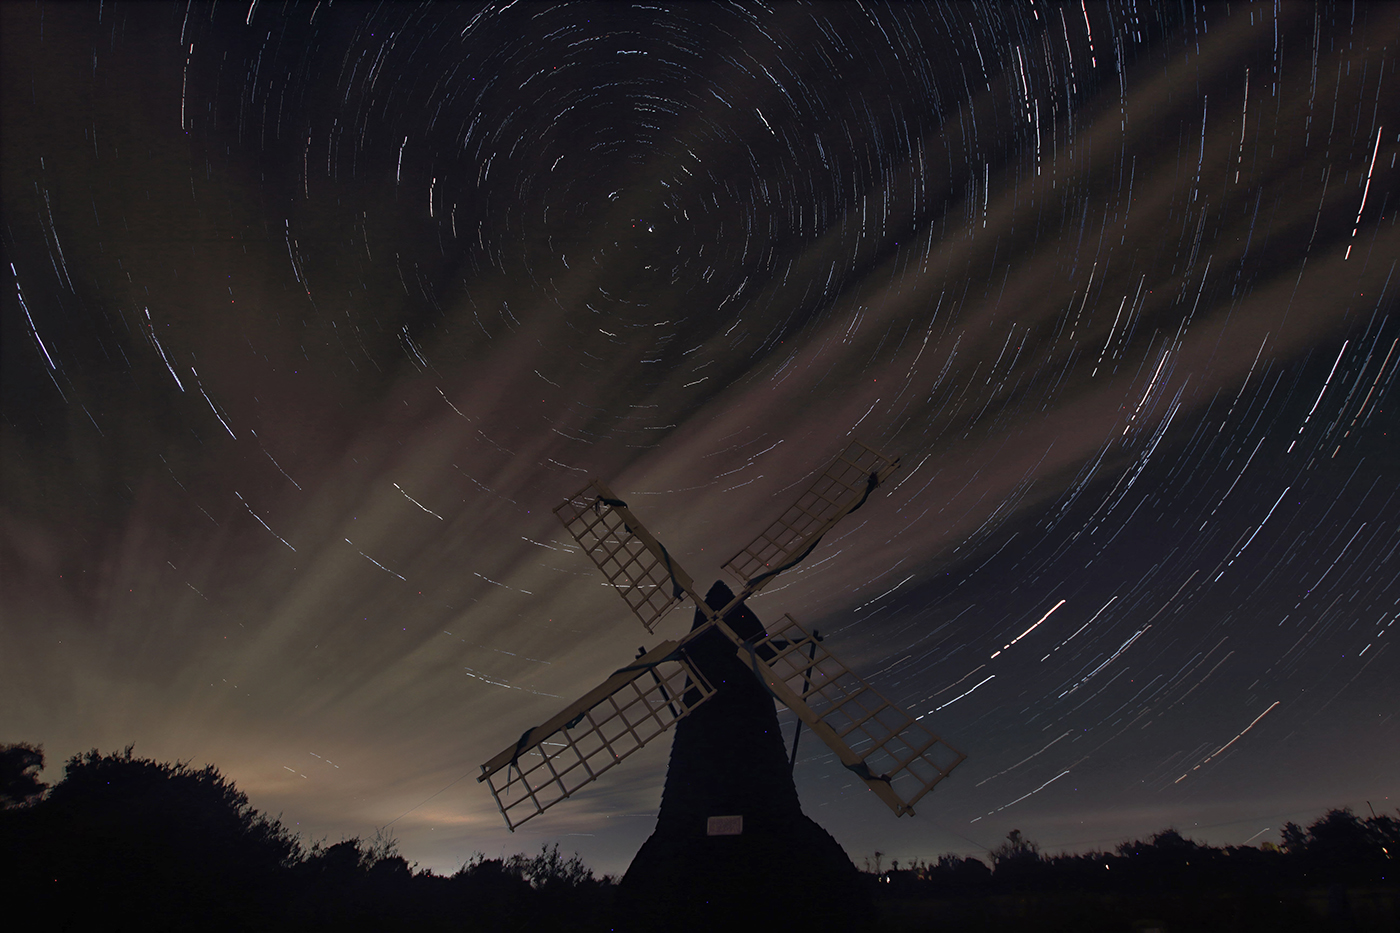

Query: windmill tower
[477,441,966,930]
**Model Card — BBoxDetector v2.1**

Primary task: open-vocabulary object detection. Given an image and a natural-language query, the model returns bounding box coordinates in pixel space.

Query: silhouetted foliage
[0,741,47,808]
[505,842,596,888]
[1277,807,1396,885]
[989,827,1045,887]
[4,745,300,930]
[1,742,614,931]
[991,828,1041,865]
[866,811,1398,931]
[3,739,1394,931]
[1282,818,1310,854]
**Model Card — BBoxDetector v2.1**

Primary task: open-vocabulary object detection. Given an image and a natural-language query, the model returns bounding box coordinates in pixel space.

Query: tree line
[1,743,610,931]
[866,808,1396,931]
[1,741,1395,931]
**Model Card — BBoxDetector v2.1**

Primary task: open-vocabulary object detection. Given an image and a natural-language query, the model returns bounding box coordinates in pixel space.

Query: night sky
[3,2,1397,877]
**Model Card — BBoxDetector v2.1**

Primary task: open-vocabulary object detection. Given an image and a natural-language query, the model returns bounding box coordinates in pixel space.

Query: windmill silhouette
[478,441,966,929]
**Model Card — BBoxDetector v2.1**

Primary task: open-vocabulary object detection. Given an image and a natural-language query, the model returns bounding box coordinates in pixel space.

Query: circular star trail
[3,2,1397,874]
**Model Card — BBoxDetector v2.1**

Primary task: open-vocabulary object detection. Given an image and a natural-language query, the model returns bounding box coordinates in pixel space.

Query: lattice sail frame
[746,614,966,816]
[481,440,966,829]
[478,641,715,831]
[554,479,705,633]
[722,440,901,593]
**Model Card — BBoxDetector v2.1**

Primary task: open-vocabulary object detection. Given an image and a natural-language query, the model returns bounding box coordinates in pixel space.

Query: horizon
[11,739,1394,877]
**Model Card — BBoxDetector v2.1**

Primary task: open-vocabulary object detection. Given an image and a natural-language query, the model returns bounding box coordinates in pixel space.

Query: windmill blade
[722,440,901,595]
[478,640,716,831]
[739,614,965,816]
[554,479,707,633]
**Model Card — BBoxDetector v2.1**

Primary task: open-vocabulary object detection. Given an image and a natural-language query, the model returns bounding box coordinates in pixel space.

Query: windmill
[477,440,966,929]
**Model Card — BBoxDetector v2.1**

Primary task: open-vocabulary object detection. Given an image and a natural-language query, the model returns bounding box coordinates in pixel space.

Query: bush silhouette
[1283,807,1396,884]
[5,745,299,930]
[4,738,1394,931]
[1,741,616,931]
[0,742,47,808]
[991,828,1040,864]
[990,828,1044,887]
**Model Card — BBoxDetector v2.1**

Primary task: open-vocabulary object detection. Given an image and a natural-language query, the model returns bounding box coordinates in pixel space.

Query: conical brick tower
[613,580,872,932]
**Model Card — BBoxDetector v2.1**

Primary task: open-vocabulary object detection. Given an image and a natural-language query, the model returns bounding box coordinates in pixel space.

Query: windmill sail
[722,440,901,595]
[478,640,716,831]
[481,440,962,832]
[742,614,966,816]
[554,479,707,633]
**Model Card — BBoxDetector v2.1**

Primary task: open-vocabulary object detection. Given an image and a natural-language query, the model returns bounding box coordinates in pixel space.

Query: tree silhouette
[1293,807,1394,884]
[927,854,992,892]
[2,740,618,931]
[991,828,1041,866]
[0,742,47,808]
[1281,819,1309,854]
[6,745,300,930]
[5,737,1396,931]
[989,828,1044,889]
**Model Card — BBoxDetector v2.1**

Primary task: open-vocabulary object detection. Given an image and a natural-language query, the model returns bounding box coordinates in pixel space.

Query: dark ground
[2,743,1395,931]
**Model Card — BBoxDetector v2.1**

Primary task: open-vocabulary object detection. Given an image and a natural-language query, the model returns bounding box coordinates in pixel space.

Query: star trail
[2,2,1396,876]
